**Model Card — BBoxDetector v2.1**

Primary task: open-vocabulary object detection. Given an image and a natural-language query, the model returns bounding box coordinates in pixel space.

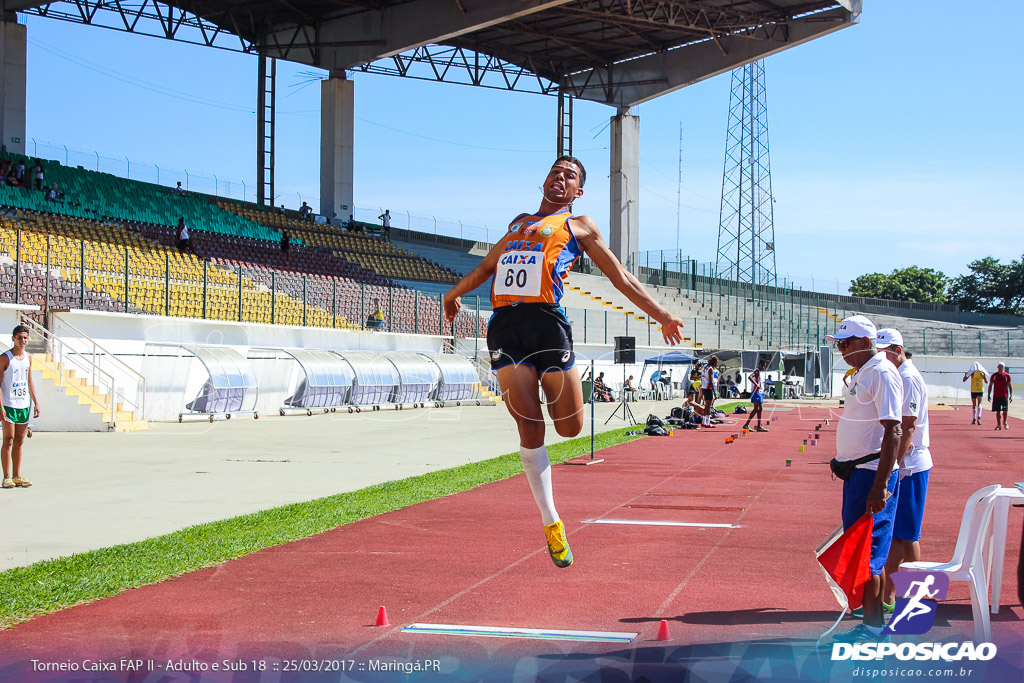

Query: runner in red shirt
[987,362,1013,430]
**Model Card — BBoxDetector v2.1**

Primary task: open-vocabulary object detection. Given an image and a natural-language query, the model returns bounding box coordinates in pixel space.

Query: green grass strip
[0,425,655,629]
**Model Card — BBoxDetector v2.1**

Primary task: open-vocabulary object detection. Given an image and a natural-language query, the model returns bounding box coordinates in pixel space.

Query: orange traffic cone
[375,605,389,627]
[656,619,671,641]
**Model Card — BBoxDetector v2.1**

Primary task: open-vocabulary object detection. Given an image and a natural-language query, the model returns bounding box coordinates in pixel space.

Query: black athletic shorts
[487,303,575,373]
[992,397,1009,412]
[702,388,715,402]
[971,391,983,399]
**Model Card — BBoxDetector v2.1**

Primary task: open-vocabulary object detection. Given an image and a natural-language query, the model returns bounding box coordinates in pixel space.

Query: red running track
[1,407,1021,682]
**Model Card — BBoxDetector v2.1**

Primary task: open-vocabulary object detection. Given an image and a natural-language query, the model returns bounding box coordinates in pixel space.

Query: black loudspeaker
[613,336,636,364]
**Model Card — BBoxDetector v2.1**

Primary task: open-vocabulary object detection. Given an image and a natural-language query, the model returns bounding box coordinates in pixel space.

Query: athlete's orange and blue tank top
[490,209,582,314]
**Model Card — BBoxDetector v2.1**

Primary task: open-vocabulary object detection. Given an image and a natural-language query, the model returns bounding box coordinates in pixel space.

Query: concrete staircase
[32,354,147,432]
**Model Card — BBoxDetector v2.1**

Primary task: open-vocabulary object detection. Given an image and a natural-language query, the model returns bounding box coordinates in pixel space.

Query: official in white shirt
[827,315,904,643]
[876,328,933,609]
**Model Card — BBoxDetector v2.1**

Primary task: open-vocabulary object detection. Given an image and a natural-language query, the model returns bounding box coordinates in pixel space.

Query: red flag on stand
[815,513,873,610]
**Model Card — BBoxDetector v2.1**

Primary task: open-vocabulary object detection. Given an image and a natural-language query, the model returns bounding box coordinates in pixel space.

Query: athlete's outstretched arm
[572,215,684,345]
[442,240,505,323]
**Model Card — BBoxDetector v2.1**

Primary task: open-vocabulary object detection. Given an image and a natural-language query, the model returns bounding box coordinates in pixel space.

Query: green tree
[849,266,949,303]
[947,255,1024,315]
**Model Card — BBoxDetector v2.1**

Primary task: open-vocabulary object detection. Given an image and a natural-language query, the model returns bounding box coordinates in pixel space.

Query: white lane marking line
[581,518,741,528]
[402,623,637,643]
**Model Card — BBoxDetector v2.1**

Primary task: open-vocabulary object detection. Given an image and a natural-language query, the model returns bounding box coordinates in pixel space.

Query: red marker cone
[375,605,390,627]
[656,619,671,641]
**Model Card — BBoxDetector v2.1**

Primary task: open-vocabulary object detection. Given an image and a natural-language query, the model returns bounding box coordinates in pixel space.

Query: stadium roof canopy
[6,0,861,108]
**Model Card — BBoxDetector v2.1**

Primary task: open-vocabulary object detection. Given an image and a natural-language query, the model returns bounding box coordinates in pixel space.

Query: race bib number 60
[494,250,543,297]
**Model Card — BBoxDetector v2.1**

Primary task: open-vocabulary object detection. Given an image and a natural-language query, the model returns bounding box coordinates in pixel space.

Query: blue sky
[22,1,1023,290]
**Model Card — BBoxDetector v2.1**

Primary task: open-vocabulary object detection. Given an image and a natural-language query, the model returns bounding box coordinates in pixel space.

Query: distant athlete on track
[443,156,684,568]
[743,360,768,432]
[701,355,720,428]
[962,362,988,425]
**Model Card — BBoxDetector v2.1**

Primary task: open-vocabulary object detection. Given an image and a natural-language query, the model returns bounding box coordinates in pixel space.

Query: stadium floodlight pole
[676,123,682,255]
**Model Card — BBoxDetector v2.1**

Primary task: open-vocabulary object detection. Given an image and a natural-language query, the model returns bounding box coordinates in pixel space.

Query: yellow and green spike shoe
[544,520,573,568]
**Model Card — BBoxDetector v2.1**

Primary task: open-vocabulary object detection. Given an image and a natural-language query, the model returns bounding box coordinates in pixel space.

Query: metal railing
[19,313,119,427]
[49,316,146,420]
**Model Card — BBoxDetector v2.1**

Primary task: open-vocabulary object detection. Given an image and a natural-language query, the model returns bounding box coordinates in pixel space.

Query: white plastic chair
[988,487,1024,613]
[898,485,1001,643]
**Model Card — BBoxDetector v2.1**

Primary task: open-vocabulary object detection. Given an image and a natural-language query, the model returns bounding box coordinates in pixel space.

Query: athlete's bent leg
[498,364,546,448]
[540,366,584,438]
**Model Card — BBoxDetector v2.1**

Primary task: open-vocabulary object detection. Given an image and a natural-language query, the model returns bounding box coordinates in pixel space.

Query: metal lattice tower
[715,60,777,293]
[257,54,276,208]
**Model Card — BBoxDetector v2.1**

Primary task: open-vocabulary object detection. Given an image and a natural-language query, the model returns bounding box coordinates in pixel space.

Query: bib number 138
[494,250,542,297]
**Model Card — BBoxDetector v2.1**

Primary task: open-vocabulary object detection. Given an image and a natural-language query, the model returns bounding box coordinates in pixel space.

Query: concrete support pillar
[608,108,639,270]
[0,20,26,156]
[320,76,354,219]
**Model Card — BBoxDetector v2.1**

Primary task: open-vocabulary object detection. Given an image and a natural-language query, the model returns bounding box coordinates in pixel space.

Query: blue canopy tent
[641,351,699,399]
[642,351,699,367]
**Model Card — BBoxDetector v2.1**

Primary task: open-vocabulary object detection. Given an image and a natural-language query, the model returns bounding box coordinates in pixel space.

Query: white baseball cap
[876,328,904,349]
[825,314,877,341]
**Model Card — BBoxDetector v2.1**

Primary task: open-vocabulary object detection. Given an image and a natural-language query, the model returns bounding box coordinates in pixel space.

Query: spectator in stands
[176,217,194,255]
[45,185,58,202]
[299,202,313,221]
[345,214,358,232]
[14,160,25,183]
[31,160,44,191]
[171,181,186,196]
[366,298,385,330]
[378,209,392,241]
[280,231,290,254]
[0,163,7,185]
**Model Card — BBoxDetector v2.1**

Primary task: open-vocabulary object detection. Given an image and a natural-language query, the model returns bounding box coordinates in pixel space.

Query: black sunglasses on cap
[834,337,866,350]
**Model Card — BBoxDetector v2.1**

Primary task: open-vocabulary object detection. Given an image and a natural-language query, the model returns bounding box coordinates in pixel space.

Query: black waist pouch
[829,452,881,481]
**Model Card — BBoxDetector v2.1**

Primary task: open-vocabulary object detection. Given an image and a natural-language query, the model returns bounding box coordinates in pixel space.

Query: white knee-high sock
[976,405,982,420]
[520,445,558,526]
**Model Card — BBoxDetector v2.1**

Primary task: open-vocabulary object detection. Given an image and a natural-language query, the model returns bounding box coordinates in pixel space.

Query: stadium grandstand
[0,0,1016,434]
